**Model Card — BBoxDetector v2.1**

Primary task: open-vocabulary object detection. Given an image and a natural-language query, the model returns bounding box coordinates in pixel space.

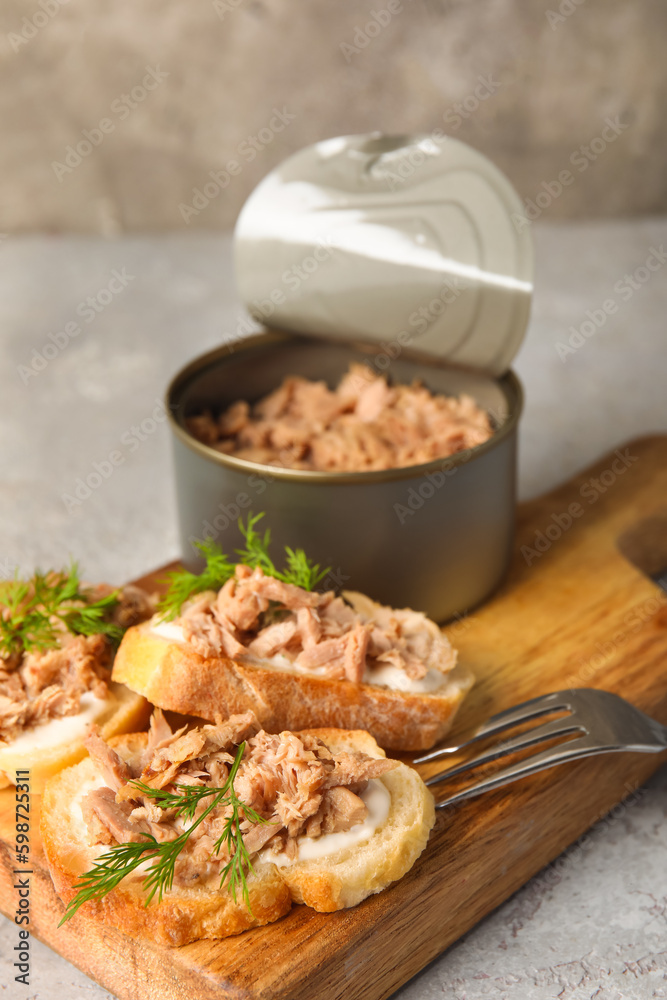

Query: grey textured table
[1,219,666,999]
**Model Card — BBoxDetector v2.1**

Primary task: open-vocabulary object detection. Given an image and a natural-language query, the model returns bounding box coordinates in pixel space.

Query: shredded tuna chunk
[246,620,298,658]
[320,750,399,789]
[81,787,152,844]
[186,363,494,472]
[0,635,112,743]
[175,564,457,690]
[306,785,369,837]
[144,707,176,756]
[85,729,132,791]
[117,711,260,802]
[82,714,397,882]
[0,584,155,744]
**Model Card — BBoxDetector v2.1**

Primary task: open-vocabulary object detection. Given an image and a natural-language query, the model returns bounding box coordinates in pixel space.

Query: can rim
[165,331,523,485]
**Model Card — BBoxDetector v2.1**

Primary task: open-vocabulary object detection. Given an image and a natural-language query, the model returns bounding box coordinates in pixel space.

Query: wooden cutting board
[2,435,667,1000]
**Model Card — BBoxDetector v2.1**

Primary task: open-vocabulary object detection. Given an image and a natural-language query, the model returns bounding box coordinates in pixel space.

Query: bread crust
[280,729,435,911]
[0,683,150,794]
[41,728,435,945]
[112,625,473,751]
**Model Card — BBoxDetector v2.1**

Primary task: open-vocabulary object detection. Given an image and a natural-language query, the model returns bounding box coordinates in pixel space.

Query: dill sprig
[282,546,328,592]
[234,511,279,577]
[212,745,267,911]
[59,741,268,925]
[157,512,330,621]
[156,539,236,621]
[0,564,123,659]
[62,592,123,641]
[238,513,329,592]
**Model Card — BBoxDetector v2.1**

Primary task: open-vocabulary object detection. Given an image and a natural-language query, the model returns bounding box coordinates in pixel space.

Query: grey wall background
[0,0,664,234]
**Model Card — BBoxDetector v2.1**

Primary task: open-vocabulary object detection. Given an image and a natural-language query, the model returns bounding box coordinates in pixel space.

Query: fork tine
[424,715,586,787]
[433,736,598,809]
[414,690,577,764]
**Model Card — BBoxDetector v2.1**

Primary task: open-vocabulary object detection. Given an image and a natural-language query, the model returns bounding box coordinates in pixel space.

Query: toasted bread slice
[112,623,472,751]
[41,728,435,945]
[0,683,150,794]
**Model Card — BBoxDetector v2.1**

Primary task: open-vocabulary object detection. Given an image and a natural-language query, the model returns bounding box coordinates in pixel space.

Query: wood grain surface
[2,435,667,1000]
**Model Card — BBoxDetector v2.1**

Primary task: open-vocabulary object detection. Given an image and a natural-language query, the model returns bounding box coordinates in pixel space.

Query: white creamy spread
[150,619,187,642]
[244,651,330,677]
[149,618,448,693]
[69,774,106,842]
[261,777,391,868]
[8,692,113,753]
[362,663,447,693]
[244,652,447,693]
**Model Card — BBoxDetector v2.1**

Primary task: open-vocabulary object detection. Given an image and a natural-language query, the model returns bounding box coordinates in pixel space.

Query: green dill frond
[234,512,277,576]
[212,738,267,913]
[62,591,124,645]
[279,546,329,591]
[157,539,236,621]
[60,741,269,920]
[0,563,123,659]
[156,513,332,621]
[59,836,160,926]
[130,780,218,824]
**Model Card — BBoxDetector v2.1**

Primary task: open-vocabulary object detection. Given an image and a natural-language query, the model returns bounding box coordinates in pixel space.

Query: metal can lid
[234,133,533,376]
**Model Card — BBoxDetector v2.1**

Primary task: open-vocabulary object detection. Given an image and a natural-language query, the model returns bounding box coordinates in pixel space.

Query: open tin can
[166,134,533,622]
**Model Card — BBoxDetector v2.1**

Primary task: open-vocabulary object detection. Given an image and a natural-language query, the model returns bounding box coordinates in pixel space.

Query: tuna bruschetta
[42,710,434,943]
[112,515,473,750]
[0,567,153,791]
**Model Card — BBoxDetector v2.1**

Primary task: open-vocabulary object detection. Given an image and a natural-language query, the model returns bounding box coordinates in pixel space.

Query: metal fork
[413,688,667,809]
